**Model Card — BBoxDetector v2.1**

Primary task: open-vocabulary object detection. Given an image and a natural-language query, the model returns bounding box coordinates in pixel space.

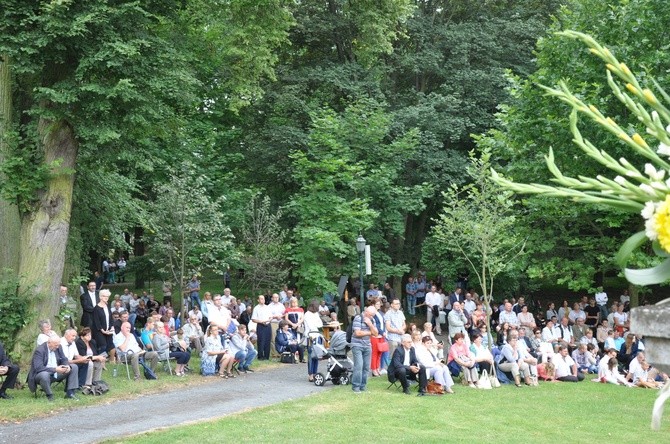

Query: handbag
[377,338,390,353]
[426,380,445,394]
[489,364,501,388]
[477,370,492,389]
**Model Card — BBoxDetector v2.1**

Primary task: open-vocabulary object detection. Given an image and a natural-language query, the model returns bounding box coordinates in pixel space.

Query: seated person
[632,360,663,388]
[275,320,304,363]
[413,334,454,393]
[626,351,668,383]
[114,311,136,335]
[596,320,610,350]
[598,347,618,379]
[447,332,479,387]
[0,340,19,399]
[580,329,599,349]
[114,321,159,380]
[36,319,58,346]
[499,333,532,387]
[554,345,584,382]
[618,333,639,370]
[74,327,106,387]
[229,324,257,372]
[182,315,205,354]
[140,319,156,351]
[571,344,597,374]
[469,332,494,376]
[111,299,127,316]
[420,322,444,360]
[389,334,427,396]
[152,321,190,377]
[541,320,558,348]
[600,357,632,386]
[201,324,234,378]
[28,336,79,401]
[60,328,94,389]
[554,317,575,352]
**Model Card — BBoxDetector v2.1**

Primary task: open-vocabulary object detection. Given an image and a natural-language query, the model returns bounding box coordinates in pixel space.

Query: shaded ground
[0,363,332,444]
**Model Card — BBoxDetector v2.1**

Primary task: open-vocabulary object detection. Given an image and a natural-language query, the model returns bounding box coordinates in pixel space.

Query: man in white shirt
[463,292,476,315]
[554,345,584,382]
[207,295,232,332]
[221,288,234,307]
[498,302,519,328]
[268,293,286,357]
[595,288,609,318]
[182,315,205,354]
[113,321,158,380]
[554,317,575,351]
[60,329,93,388]
[425,285,443,335]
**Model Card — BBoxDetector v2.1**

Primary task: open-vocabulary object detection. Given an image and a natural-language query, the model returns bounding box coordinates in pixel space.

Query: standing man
[80,281,98,328]
[595,288,609,319]
[583,297,601,334]
[0,340,19,400]
[252,295,273,360]
[207,295,232,333]
[59,285,77,330]
[268,293,285,358]
[415,274,426,314]
[117,257,127,283]
[351,306,378,394]
[383,282,396,302]
[425,285,443,335]
[405,276,417,316]
[385,298,407,358]
[448,301,469,344]
[186,274,201,311]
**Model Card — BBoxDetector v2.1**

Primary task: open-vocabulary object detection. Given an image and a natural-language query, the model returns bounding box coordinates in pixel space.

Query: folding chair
[115,348,133,380]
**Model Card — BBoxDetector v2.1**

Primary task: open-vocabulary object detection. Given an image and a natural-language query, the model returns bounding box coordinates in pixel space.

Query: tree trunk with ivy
[13,116,78,362]
[0,54,21,274]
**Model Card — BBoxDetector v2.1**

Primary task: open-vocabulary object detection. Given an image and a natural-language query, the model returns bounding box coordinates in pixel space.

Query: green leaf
[615,231,648,267]
[624,257,670,286]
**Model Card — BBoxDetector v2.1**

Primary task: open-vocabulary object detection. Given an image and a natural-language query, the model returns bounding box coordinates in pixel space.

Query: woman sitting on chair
[202,324,234,378]
[152,321,190,376]
[447,332,479,387]
[275,320,304,362]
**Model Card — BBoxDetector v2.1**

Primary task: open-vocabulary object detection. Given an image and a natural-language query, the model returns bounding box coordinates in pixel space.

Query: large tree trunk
[13,117,78,362]
[0,54,21,273]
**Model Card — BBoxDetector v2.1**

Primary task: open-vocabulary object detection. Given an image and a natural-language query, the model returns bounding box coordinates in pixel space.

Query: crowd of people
[0,272,665,402]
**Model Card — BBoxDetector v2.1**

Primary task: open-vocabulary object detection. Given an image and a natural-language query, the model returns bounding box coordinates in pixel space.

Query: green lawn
[113,377,669,444]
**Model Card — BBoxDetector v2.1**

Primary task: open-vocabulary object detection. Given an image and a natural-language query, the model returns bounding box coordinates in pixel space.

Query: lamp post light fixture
[356,234,366,303]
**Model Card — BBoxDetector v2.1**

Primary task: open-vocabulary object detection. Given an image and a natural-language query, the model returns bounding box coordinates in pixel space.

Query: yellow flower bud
[633,133,649,148]
[626,83,637,94]
[606,63,617,72]
[588,104,598,113]
[620,63,632,76]
[602,47,612,58]
[643,89,657,104]
[589,48,600,56]
[606,117,616,126]
[618,132,632,143]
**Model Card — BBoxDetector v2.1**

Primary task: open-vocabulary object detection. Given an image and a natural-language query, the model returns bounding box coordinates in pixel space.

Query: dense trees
[0,0,579,356]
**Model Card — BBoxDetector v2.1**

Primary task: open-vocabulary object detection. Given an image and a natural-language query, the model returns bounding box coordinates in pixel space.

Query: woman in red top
[447,332,479,387]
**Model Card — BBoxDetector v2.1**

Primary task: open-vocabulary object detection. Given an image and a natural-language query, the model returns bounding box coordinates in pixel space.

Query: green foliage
[0,269,29,356]
[426,150,525,300]
[239,195,290,294]
[480,0,670,291]
[146,161,235,297]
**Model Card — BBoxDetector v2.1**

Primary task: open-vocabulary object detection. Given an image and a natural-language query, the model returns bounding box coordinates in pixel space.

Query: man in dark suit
[80,281,98,328]
[28,336,79,401]
[0,340,19,399]
[390,334,427,396]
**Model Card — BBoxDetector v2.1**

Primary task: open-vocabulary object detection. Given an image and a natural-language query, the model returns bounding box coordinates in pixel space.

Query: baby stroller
[313,330,353,387]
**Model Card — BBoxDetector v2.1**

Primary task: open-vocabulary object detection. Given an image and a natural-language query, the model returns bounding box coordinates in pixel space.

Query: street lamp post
[356,234,366,304]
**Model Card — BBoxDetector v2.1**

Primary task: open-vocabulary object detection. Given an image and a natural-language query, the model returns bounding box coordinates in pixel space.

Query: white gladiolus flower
[658,142,670,157]
[645,217,658,241]
[640,183,658,196]
[614,175,626,185]
[641,201,657,220]
[644,163,666,180]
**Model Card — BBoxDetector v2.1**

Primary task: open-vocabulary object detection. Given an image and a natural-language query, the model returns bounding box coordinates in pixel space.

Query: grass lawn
[113,376,669,444]
[0,357,279,423]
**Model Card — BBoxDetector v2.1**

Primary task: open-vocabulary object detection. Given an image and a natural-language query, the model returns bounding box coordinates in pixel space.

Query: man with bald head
[28,335,79,401]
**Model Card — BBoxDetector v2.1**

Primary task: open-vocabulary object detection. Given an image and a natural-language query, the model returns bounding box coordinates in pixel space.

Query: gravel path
[0,364,332,444]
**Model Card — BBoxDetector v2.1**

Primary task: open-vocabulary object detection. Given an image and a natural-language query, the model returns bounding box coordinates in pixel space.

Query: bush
[0,269,28,354]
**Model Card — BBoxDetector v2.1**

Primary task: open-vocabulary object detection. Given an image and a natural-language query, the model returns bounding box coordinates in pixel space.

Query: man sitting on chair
[28,336,79,401]
[113,321,158,380]
[389,334,427,396]
[0,340,19,399]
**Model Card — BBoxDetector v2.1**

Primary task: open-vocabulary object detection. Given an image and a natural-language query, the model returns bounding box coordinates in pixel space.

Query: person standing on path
[351,306,378,393]
[252,295,273,360]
